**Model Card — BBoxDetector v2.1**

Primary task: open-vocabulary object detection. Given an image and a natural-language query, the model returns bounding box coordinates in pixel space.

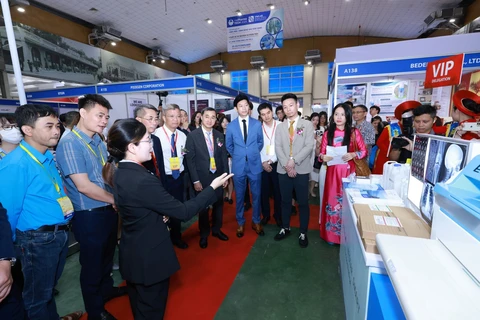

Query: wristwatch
[0,257,16,267]
[289,156,295,163]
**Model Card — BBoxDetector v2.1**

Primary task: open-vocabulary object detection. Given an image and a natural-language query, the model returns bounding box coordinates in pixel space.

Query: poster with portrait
[189,99,209,116]
[214,98,234,112]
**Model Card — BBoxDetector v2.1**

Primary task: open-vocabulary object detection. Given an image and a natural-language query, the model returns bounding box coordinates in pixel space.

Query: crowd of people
[0,90,479,320]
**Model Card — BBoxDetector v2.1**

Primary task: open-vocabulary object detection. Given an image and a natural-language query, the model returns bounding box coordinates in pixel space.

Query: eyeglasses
[140,117,159,122]
[1,124,17,130]
[139,137,153,144]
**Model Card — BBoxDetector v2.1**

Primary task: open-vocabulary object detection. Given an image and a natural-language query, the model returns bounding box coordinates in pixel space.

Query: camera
[391,113,414,149]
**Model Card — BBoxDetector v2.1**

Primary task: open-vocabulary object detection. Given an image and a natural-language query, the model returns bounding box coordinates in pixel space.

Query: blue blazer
[0,203,14,259]
[226,117,264,175]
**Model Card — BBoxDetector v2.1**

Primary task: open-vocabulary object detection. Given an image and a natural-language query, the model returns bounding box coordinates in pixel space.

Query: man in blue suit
[226,94,264,237]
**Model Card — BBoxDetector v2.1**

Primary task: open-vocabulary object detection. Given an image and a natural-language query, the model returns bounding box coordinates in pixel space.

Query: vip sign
[424,54,464,89]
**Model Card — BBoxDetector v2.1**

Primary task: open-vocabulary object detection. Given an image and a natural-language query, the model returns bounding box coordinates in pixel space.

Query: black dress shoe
[228,198,233,204]
[172,239,189,249]
[104,286,127,302]
[244,202,252,211]
[199,237,208,248]
[99,311,117,320]
[299,233,309,248]
[224,197,229,202]
[212,230,229,241]
[274,228,291,241]
[260,216,270,225]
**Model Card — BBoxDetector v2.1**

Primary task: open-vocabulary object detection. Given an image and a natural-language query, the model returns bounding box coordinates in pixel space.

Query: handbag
[352,130,371,177]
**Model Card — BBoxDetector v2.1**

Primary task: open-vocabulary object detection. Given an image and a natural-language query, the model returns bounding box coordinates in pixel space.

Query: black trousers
[73,206,118,318]
[278,173,310,234]
[126,278,170,320]
[164,173,185,242]
[198,188,224,238]
[0,263,26,320]
[261,162,282,221]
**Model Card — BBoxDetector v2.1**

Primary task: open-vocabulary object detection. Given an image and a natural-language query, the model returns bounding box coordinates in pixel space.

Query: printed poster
[128,97,147,118]
[336,84,366,106]
[369,81,409,119]
[227,9,284,52]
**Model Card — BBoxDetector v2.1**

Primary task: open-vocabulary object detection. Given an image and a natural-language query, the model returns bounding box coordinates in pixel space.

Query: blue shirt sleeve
[56,139,88,177]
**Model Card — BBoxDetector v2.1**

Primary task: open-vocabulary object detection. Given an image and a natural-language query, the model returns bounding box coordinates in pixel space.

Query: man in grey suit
[274,93,315,248]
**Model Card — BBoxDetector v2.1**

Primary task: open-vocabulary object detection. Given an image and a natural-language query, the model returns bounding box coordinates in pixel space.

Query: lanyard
[262,121,276,145]
[162,127,178,155]
[150,151,161,177]
[19,144,61,194]
[204,131,214,156]
[72,130,106,165]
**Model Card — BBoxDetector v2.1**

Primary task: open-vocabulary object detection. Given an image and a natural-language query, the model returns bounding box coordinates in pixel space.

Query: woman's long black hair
[327,103,353,147]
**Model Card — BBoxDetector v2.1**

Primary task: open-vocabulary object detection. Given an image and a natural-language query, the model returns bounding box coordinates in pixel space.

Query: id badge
[170,157,180,170]
[266,145,275,156]
[57,196,74,220]
[210,157,217,170]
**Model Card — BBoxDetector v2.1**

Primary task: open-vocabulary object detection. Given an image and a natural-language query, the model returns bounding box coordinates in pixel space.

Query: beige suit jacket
[275,118,315,175]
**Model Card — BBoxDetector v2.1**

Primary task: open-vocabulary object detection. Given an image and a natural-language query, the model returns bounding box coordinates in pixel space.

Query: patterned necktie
[289,120,295,157]
[171,133,180,179]
[242,119,247,143]
[206,131,216,173]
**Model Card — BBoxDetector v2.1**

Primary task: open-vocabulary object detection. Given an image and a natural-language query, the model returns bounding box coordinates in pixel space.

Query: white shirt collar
[201,126,214,135]
[162,125,176,136]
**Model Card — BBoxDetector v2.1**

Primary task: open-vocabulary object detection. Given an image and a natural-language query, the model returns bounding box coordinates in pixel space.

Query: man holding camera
[388,104,436,163]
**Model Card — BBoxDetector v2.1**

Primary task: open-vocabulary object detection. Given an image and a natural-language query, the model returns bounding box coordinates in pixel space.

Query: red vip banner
[424,54,464,89]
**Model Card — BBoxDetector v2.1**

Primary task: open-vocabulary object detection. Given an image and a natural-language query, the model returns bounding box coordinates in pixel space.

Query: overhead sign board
[26,86,96,99]
[195,78,239,97]
[424,54,464,89]
[227,8,284,53]
[97,77,194,94]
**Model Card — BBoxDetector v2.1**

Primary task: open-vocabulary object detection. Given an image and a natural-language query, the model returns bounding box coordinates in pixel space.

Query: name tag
[210,157,217,170]
[57,196,74,220]
[266,145,275,156]
[170,157,181,170]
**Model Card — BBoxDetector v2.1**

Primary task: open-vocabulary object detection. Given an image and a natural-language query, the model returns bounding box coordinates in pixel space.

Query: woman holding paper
[318,103,367,244]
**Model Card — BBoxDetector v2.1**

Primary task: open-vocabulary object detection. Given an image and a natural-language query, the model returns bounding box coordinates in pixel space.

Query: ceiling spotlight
[17,7,25,12]
[260,66,265,70]
[206,18,212,24]
[307,61,312,65]
[111,42,117,46]
[160,59,165,63]
[221,69,225,73]
[236,9,242,16]
[449,18,456,23]
[178,28,185,32]
[304,0,310,5]
[152,58,156,62]
[267,4,275,10]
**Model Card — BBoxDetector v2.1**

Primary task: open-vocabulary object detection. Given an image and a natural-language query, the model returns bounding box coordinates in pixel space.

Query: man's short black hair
[15,104,58,136]
[344,101,354,108]
[201,107,216,115]
[248,101,254,111]
[233,93,250,108]
[281,93,298,103]
[78,94,112,110]
[370,105,381,113]
[353,104,368,112]
[275,106,283,114]
[413,104,436,119]
[257,103,272,113]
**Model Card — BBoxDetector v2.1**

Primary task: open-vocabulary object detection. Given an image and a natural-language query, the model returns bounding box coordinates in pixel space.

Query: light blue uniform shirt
[55,126,111,211]
[0,140,71,238]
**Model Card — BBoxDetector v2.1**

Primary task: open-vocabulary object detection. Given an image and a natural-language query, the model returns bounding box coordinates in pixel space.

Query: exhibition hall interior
[0,0,480,319]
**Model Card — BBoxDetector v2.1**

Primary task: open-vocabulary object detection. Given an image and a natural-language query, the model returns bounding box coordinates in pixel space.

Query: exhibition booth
[331,32,480,320]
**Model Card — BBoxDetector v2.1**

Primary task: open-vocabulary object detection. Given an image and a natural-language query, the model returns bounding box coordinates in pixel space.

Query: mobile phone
[462,122,480,131]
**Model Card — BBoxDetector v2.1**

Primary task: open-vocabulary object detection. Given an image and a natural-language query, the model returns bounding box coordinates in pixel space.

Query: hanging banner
[227,8,284,53]
[424,54,464,89]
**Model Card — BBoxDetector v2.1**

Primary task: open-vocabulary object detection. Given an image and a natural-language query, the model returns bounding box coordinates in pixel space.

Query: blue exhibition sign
[97,77,194,94]
[0,99,77,109]
[338,52,480,78]
[227,8,284,52]
[26,86,96,99]
[195,78,239,97]
[241,92,260,103]
[0,99,21,106]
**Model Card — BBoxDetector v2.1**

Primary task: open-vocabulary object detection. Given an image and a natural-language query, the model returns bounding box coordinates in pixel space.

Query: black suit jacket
[0,203,14,259]
[113,162,217,286]
[185,128,228,196]
[142,134,167,186]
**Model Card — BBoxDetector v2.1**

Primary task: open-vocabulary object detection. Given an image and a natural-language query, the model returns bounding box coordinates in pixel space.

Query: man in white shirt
[154,104,188,249]
[258,103,282,227]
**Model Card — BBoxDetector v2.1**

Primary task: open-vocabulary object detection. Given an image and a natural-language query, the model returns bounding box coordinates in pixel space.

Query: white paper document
[326,146,348,166]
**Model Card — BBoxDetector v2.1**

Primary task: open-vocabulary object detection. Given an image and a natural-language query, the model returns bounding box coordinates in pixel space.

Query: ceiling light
[17,7,25,12]
[449,18,456,23]
[206,18,212,24]
[152,58,156,62]
[178,28,185,32]
[267,4,275,10]
[236,9,242,16]
[160,59,165,63]
[111,42,117,46]
[260,66,265,70]
[307,61,312,65]
[221,69,225,73]
[304,0,310,5]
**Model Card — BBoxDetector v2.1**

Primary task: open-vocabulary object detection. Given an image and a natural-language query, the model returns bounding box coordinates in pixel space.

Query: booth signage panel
[97,78,194,94]
[58,103,78,109]
[337,52,480,78]
[424,54,464,89]
[195,78,239,97]
[0,99,21,106]
[26,86,96,99]
[227,9,284,52]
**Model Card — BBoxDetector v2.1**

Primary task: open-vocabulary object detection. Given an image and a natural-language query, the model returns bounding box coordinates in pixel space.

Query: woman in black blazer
[102,119,232,320]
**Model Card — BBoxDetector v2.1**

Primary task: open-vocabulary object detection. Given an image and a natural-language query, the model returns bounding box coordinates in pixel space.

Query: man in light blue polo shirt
[56,94,124,320]
[0,104,83,320]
